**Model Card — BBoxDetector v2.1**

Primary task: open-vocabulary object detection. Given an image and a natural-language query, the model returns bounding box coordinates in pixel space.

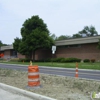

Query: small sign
[52,46,56,54]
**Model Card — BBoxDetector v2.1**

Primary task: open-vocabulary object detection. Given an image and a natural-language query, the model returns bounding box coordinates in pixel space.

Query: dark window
[12,51,17,57]
[57,44,81,48]
[57,45,68,48]
[68,44,81,48]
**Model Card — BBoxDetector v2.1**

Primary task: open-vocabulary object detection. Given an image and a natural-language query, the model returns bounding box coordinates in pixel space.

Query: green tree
[56,35,71,41]
[13,15,54,61]
[50,33,57,40]
[0,41,3,46]
[73,25,98,38]
[72,34,82,38]
[0,40,8,46]
[13,37,21,52]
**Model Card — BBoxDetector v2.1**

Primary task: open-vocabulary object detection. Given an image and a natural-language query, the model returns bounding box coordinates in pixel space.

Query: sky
[0,0,100,44]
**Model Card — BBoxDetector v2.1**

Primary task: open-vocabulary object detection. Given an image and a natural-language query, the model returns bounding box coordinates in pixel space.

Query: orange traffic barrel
[28,65,40,87]
[75,62,78,78]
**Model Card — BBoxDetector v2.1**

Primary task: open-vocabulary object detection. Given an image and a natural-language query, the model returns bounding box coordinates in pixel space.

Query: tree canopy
[0,41,2,46]
[13,15,54,61]
[73,25,98,38]
[55,35,71,41]
[50,33,57,40]
[0,40,8,46]
[50,25,98,41]
[13,37,21,52]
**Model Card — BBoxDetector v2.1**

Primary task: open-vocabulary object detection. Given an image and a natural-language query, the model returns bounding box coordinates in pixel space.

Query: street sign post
[51,46,56,65]
[52,46,56,54]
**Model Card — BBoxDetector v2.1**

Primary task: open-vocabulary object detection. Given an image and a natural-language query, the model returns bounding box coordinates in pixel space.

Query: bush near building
[83,59,90,63]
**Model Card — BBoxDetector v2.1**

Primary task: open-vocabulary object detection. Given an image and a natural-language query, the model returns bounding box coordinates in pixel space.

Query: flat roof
[55,35,100,46]
[0,36,100,51]
[0,45,13,51]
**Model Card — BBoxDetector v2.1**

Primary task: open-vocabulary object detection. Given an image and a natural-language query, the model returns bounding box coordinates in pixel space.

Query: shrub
[18,58,51,62]
[83,59,90,63]
[50,57,81,63]
[10,58,19,62]
[18,58,24,62]
[55,57,65,62]
[65,58,81,63]
[18,58,30,62]
[90,59,95,63]
[60,58,67,63]
[50,58,57,62]
[44,58,51,62]
[35,58,51,62]
[50,57,64,62]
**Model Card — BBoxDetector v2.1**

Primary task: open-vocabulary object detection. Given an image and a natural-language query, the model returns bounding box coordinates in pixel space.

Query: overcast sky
[0,0,100,44]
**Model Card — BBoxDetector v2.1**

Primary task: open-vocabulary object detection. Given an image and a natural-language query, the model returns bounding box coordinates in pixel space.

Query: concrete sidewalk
[0,88,33,100]
[0,83,56,100]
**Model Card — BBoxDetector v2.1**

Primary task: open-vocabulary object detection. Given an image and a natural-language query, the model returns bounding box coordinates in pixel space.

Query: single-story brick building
[55,35,100,61]
[0,45,25,59]
[0,35,100,61]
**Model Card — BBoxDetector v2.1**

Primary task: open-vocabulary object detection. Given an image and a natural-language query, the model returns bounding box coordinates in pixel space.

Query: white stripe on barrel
[28,72,39,75]
[28,79,39,82]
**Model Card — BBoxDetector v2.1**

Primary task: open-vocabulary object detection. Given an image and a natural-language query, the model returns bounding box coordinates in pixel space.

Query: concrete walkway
[0,83,56,100]
[0,88,33,100]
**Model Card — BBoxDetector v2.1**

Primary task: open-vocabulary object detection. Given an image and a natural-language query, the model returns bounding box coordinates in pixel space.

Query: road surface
[0,63,100,80]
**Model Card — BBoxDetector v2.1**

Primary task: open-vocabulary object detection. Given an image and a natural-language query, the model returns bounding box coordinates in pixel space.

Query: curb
[0,83,56,100]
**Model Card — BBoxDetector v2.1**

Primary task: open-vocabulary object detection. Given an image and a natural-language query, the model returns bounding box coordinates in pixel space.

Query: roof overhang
[55,36,100,46]
[0,45,13,51]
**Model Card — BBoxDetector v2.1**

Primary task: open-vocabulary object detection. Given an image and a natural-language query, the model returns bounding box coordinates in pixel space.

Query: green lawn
[0,61,100,70]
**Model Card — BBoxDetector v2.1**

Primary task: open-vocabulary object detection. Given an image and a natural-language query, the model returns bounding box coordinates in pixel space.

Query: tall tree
[13,37,21,52]
[89,26,98,36]
[13,15,54,61]
[56,35,71,41]
[73,25,98,38]
[0,41,3,46]
[72,33,82,38]
[50,33,57,40]
[0,40,8,46]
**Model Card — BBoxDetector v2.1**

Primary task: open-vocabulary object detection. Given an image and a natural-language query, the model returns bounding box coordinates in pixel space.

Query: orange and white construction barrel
[28,65,40,87]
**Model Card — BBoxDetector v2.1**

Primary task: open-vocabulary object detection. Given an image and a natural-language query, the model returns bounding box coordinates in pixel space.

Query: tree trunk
[32,50,35,62]
[29,52,32,61]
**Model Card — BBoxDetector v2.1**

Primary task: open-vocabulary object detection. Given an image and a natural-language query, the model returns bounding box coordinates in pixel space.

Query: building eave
[0,45,13,51]
[55,35,100,46]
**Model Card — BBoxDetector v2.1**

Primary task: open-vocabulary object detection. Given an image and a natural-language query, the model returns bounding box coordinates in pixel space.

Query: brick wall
[35,49,52,60]
[55,43,100,61]
[17,53,25,58]
[4,50,11,56]
[1,43,100,61]
[2,50,11,59]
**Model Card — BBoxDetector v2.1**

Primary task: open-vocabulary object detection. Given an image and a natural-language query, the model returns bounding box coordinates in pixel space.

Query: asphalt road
[0,63,100,80]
